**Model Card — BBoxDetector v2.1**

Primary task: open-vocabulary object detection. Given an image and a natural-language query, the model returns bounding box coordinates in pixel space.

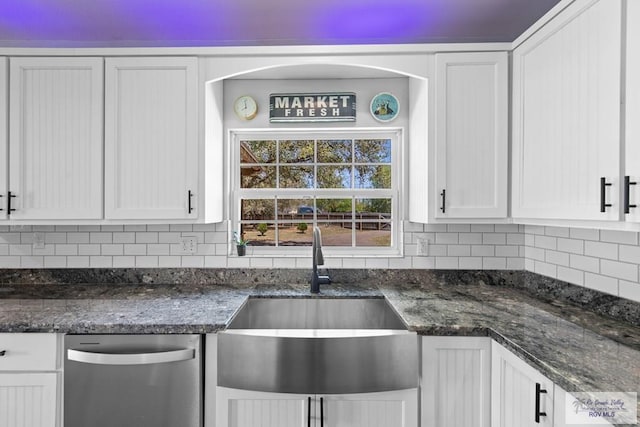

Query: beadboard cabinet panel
[8,57,103,220]
[626,0,640,223]
[422,337,491,427]
[0,373,57,427]
[105,57,198,220]
[491,341,554,427]
[0,58,6,221]
[216,387,308,427]
[512,0,622,221]
[434,52,508,219]
[323,390,417,427]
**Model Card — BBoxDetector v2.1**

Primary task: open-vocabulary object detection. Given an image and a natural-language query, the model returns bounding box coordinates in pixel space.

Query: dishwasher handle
[67,348,195,365]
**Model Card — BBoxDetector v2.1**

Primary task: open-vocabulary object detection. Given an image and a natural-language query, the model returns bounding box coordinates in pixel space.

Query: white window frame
[229,128,404,257]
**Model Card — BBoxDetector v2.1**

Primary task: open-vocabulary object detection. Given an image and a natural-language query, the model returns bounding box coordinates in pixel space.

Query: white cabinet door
[216,387,309,427]
[512,0,622,221]
[421,337,490,427]
[0,57,6,221]
[491,341,554,427]
[105,57,198,220]
[8,57,103,220]
[626,0,640,223]
[434,52,508,219]
[0,373,57,427]
[322,389,417,427]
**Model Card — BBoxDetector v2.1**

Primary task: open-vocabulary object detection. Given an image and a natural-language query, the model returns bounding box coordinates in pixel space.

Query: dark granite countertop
[0,270,638,424]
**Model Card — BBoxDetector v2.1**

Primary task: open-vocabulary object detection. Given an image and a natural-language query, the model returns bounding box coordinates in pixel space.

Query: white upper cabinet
[0,58,7,221]
[434,52,508,220]
[625,0,640,223]
[512,0,622,222]
[105,57,198,220]
[8,57,104,220]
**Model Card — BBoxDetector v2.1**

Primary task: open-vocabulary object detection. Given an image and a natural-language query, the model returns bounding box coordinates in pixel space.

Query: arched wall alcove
[202,56,430,224]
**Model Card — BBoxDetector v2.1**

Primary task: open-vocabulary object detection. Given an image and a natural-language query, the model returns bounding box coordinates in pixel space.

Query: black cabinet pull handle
[0,350,6,356]
[535,383,548,423]
[600,177,612,212]
[7,191,16,215]
[320,397,324,427]
[187,190,194,214]
[0,193,3,212]
[624,176,637,214]
[307,397,311,427]
[440,189,446,213]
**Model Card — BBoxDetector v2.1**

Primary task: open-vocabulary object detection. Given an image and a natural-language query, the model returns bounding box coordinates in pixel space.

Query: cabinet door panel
[323,389,417,427]
[512,0,621,221]
[422,337,490,427]
[9,57,103,220]
[491,341,554,427]
[105,57,198,220]
[626,0,640,223]
[217,387,308,427]
[435,52,508,219]
[0,373,57,427]
[0,57,6,221]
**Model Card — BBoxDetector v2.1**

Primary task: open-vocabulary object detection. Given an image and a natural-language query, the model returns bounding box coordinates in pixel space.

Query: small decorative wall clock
[234,95,258,120]
[370,92,399,122]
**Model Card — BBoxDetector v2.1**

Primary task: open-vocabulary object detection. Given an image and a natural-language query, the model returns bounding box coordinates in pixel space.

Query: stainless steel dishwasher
[64,334,201,427]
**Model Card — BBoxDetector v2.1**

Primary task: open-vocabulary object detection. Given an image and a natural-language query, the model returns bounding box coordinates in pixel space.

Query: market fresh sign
[269,93,356,122]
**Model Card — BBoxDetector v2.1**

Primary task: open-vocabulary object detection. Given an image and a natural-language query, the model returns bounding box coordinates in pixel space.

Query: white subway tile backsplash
[90,256,113,268]
[569,254,600,273]
[435,233,458,244]
[78,244,100,256]
[21,256,44,268]
[44,256,67,268]
[90,232,113,244]
[412,256,435,269]
[459,257,483,269]
[470,224,495,232]
[524,246,545,262]
[524,225,545,235]
[446,224,471,232]
[113,232,136,244]
[203,255,227,268]
[600,259,638,282]
[135,232,159,244]
[483,233,506,245]
[388,256,412,269]
[124,244,147,256]
[147,225,171,232]
[569,227,599,241]
[544,226,570,237]
[472,245,495,257]
[67,233,90,244]
[506,233,525,245]
[619,244,640,264]
[159,255,183,267]
[435,257,458,269]
[55,244,78,256]
[599,230,639,245]
[545,250,569,267]
[459,233,482,244]
[584,241,618,260]
[0,245,8,256]
[495,245,519,257]
[250,258,274,268]
[124,225,147,232]
[495,224,520,233]
[32,226,54,232]
[619,280,640,303]
[67,256,89,268]
[170,224,194,232]
[534,260,557,278]
[0,233,21,244]
[507,257,525,270]
[534,235,557,250]
[483,257,507,269]
[136,256,159,268]
[146,244,170,256]
[556,237,584,255]
[403,221,425,232]
[447,245,471,257]
[100,225,124,232]
[44,233,67,244]
[10,244,32,256]
[584,272,618,296]
[113,256,136,268]
[428,244,447,257]
[365,258,390,268]
[557,266,584,286]
[33,245,55,256]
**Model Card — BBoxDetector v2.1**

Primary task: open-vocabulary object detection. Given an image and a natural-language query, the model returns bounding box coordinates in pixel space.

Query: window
[231,129,402,256]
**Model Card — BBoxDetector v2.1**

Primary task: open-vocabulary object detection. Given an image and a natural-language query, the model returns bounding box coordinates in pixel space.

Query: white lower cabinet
[216,387,418,427]
[491,341,554,427]
[421,337,491,427]
[0,334,61,427]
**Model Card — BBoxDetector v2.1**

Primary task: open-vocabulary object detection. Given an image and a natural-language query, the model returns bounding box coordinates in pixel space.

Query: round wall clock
[370,92,400,122]
[234,95,258,120]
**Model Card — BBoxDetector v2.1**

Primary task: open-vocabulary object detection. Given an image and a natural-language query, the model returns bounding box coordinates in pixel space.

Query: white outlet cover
[179,236,198,254]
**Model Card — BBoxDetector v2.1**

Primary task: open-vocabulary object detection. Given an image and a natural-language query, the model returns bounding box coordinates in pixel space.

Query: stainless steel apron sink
[218,297,418,394]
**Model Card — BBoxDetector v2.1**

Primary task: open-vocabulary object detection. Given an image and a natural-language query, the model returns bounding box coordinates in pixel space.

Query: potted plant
[233,231,248,256]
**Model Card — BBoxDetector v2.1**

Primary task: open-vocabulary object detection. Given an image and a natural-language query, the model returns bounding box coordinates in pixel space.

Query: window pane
[279,140,314,163]
[241,140,276,164]
[355,225,391,247]
[354,139,391,163]
[277,198,316,220]
[356,198,392,215]
[317,140,352,163]
[318,222,352,247]
[279,166,314,188]
[241,166,276,188]
[317,166,351,189]
[242,223,276,247]
[354,165,391,189]
[316,198,352,217]
[241,199,275,221]
[278,222,312,246]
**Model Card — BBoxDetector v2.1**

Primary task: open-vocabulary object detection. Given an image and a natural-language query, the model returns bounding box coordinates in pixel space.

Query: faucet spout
[311,226,331,293]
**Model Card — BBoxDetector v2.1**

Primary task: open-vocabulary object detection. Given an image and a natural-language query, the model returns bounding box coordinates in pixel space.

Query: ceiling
[0,0,561,48]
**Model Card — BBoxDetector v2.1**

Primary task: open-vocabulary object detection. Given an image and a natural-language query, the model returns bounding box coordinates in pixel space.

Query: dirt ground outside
[242,224,391,247]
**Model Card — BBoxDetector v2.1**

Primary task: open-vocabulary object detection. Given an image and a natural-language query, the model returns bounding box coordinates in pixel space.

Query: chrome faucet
[311,226,331,293]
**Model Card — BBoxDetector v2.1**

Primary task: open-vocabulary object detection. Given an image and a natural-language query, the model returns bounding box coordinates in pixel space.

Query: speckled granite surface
[0,268,638,423]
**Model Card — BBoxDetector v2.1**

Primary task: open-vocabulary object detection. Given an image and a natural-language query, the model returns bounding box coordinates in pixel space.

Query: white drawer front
[0,334,57,371]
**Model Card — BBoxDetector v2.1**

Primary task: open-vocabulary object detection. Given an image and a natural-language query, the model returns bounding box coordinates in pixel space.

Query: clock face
[234,95,258,120]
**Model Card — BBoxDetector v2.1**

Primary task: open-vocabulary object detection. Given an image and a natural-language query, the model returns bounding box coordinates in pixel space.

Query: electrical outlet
[33,233,45,250]
[179,236,198,254]
[416,237,429,256]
